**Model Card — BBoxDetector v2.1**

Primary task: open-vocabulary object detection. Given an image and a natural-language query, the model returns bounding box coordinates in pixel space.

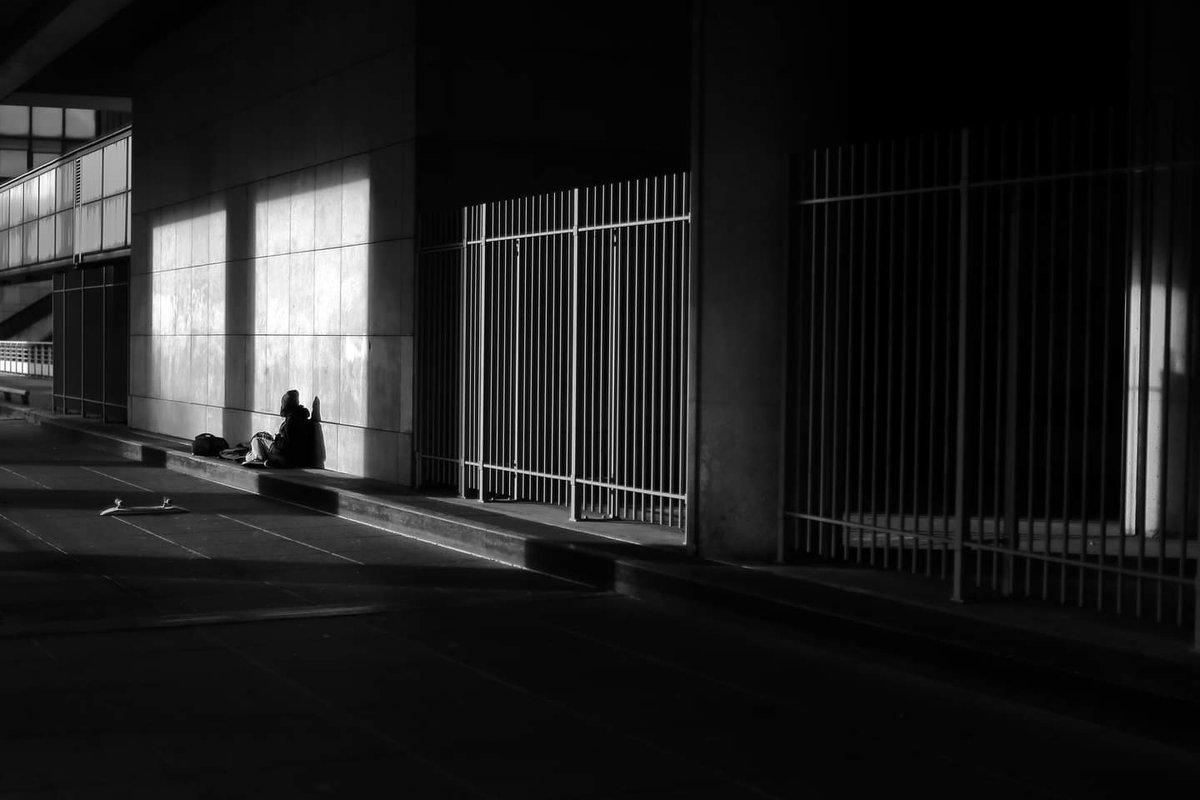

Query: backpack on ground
[191,433,229,457]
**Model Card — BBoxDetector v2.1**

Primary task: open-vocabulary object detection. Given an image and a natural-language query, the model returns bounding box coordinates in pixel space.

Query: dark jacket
[268,406,313,467]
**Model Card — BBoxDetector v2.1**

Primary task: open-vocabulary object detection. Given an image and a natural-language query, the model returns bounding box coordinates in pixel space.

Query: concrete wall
[129,0,416,482]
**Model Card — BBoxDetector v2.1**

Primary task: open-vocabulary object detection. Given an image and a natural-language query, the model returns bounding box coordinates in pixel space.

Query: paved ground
[2,419,1199,798]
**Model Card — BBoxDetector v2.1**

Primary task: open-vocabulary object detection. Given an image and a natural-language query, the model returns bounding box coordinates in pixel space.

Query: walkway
[0,384,1199,796]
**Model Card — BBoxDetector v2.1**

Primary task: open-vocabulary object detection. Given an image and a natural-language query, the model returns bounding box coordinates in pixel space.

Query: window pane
[64,108,96,139]
[0,105,29,137]
[32,151,57,168]
[0,149,27,177]
[32,107,63,138]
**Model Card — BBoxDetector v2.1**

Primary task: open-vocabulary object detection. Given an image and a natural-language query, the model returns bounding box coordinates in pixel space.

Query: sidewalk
[1,382,1197,741]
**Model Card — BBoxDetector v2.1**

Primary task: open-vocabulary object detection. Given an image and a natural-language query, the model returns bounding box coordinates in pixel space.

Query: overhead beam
[4,92,131,111]
[0,0,135,103]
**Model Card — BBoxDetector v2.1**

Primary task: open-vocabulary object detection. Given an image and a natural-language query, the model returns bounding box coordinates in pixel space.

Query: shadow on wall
[311,395,326,468]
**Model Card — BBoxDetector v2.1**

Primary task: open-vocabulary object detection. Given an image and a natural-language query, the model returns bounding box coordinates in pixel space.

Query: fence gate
[784,110,1200,645]
[417,174,691,533]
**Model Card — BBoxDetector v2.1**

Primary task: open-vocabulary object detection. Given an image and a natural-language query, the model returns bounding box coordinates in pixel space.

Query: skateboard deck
[100,497,189,516]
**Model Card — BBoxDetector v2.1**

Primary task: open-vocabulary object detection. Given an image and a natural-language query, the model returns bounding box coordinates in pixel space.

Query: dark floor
[1,419,1198,799]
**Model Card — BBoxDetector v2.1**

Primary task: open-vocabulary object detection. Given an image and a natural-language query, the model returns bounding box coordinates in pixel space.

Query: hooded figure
[244,389,313,467]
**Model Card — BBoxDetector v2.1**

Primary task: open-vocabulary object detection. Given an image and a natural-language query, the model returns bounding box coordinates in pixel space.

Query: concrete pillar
[690,1,846,561]
[1123,0,1199,539]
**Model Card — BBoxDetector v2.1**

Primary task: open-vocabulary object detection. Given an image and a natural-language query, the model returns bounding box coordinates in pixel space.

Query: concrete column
[690,1,846,561]
[1123,0,1199,539]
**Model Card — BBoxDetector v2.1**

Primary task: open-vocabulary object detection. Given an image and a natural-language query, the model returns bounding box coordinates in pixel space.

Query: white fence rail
[417,174,691,531]
[0,340,52,377]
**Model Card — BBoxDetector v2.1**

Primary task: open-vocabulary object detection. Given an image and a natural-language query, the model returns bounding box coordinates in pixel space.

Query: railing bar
[794,160,1200,208]
[882,141,899,569]
[829,145,845,560]
[574,477,686,501]
[1078,113,1096,610]
[621,182,632,519]
[817,148,833,557]
[1041,116,1059,604]
[1180,155,1196,629]
[1133,123,1154,622]
[868,142,884,565]
[906,136,922,575]
[975,129,990,589]
[1116,109,1140,618]
[1154,103,1178,625]
[842,143,860,563]
[942,134,956,582]
[849,144,867,563]
[652,179,663,525]
[804,150,819,554]
[1024,119,1042,598]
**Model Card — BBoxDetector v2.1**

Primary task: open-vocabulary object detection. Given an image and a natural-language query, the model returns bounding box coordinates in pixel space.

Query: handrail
[0,124,132,192]
[0,340,53,378]
[0,126,132,275]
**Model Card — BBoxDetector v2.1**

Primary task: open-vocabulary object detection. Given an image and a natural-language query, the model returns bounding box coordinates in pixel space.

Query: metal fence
[784,109,1200,644]
[52,263,128,422]
[0,340,52,377]
[417,174,691,532]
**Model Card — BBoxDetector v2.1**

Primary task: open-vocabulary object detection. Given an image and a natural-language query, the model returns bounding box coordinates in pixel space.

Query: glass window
[0,106,29,137]
[32,152,58,169]
[0,149,27,177]
[32,107,63,138]
[65,108,97,139]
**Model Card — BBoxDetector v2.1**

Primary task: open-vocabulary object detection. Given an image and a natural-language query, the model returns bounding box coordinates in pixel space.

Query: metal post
[477,203,488,502]
[608,231,619,519]
[952,128,970,603]
[1002,210,1019,597]
[569,188,582,520]
[458,207,468,497]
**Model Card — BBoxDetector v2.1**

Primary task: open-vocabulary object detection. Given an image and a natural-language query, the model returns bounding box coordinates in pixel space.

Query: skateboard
[100,497,190,516]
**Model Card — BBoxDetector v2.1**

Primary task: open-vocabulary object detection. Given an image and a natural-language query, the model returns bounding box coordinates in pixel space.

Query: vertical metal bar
[843,144,859,560]
[1154,105,1177,625]
[570,188,581,519]
[462,210,471,495]
[609,226,619,518]
[1061,115,1081,606]
[854,143,871,563]
[976,129,991,589]
[913,136,927,574]
[896,137,911,570]
[637,181,648,520]
[472,203,482,501]
[1075,115,1094,606]
[870,142,883,565]
[651,178,662,524]
[952,128,970,603]
[1080,113,1099,606]
[1004,204,1021,598]
[882,142,897,568]
[1025,120,1043,597]
[1178,158,1194,628]
[1039,118,1060,602]
[1115,107,1137,617]
[414,222,424,488]
[683,171,696,535]
[670,175,680,528]
[1133,139,1153,621]
[805,150,821,553]
[829,146,844,558]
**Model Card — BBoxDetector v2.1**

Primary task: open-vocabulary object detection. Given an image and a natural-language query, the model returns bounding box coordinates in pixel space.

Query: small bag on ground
[191,433,229,456]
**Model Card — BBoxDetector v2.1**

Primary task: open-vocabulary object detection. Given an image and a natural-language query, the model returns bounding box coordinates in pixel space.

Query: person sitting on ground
[244,389,313,468]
